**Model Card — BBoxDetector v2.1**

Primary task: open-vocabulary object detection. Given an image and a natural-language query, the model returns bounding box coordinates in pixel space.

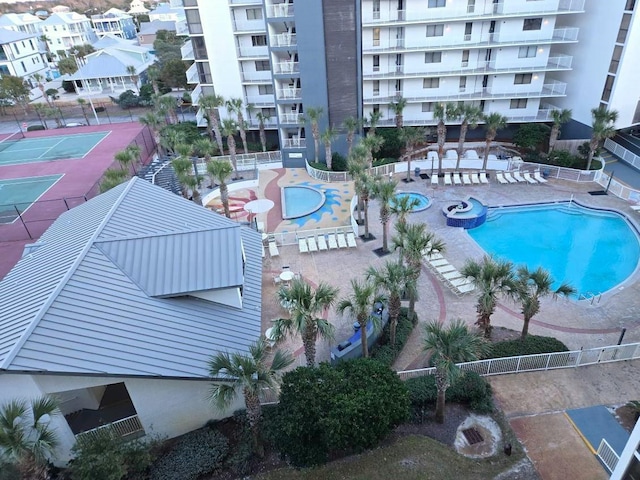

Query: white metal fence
[305,160,402,184]
[597,438,620,473]
[267,225,356,246]
[75,415,144,443]
[519,161,598,183]
[396,342,640,381]
[605,138,640,170]
[194,151,282,175]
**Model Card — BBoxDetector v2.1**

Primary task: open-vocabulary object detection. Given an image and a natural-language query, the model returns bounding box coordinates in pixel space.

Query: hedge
[371,307,417,367]
[487,335,569,359]
[27,125,45,131]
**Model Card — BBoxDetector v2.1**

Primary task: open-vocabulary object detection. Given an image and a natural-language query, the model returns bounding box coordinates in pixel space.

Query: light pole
[72,50,100,125]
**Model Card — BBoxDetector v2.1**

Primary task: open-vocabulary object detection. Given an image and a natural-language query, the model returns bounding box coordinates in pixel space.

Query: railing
[305,160,398,184]
[237,45,269,58]
[283,138,306,148]
[180,41,193,60]
[396,342,640,381]
[279,112,303,124]
[266,3,294,18]
[274,61,299,74]
[597,439,620,473]
[75,415,144,443]
[277,87,301,100]
[233,19,266,32]
[270,32,296,47]
[242,71,272,82]
[185,62,198,84]
[193,151,282,175]
[604,138,640,170]
[520,161,598,183]
[244,95,275,106]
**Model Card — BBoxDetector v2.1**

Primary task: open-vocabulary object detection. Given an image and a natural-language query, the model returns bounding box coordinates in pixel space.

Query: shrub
[150,428,229,480]
[138,84,155,106]
[272,359,410,467]
[116,90,140,109]
[371,307,417,366]
[331,152,348,171]
[94,106,106,113]
[308,161,329,171]
[62,80,76,93]
[27,125,45,131]
[488,335,568,359]
[160,121,200,146]
[376,127,402,159]
[372,157,397,167]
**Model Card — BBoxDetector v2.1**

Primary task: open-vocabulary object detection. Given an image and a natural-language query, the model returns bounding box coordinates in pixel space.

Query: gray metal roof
[0,178,262,378]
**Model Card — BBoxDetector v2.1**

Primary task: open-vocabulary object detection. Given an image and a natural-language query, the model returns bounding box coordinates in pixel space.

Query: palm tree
[393,222,445,318]
[32,72,50,106]
[371,177,397,253]
[460,255,517,338]
[304,106,323,161]
[456,104,483,165]
[76,98,91,126]
[208,339,293,456]
[222,118,239,178]
[360,133,384,168]
[434,102,459,174]
[227,97,249,154]
[207,159,233,217]
[193,137,216,161]
[126,144,141,171]
[271,278,339,367]
[255,111,271,152]
[390,193,419,227]
[389,96,407,129]
[172,144,195,200]
[587,106,618,170]
[0,396,60,476]
[126,65,139,93]
[548,108,572,153]
[366,261,416,346]
[199,94,225,155]
[400,126,426,182]
[146,64,161,95]
[514,266,575,340]
[139,111,164,154]
[321,126,336,170]
[342,116,360,156]
[423,320,490,423]
[337,278,384,358]
[367,110,383,137]
[347,151,367,225]
[481,112,508,170]
[356,168,374,239]
[100,168,129,192]
[115,148,135,174]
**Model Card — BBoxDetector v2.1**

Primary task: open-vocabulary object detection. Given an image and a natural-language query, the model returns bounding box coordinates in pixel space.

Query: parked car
[64,122,86,127]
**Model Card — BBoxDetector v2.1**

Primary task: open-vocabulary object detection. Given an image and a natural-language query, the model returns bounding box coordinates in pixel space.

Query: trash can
[414,167,421,177]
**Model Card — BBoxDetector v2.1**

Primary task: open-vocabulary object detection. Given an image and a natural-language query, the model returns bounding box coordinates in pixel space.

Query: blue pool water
[394,192,431,212]
[282,186,326,219]
[468,202,640,296]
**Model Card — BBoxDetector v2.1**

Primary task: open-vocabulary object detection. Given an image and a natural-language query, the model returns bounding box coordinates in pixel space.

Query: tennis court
[0,131,110,166]
[0,175,63,224]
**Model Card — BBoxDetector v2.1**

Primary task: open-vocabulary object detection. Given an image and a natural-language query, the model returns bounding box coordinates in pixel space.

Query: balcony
[185,62,198,84]
[191,84,203,105]
[245,94,275,106]
[270,32,297,47]
[362,0,585,25]
[181,41,194,60]
[229,0,262,4]
[248,116,278,128]
[274,61,299,75]
[279,112,304,124]
[277,87,301,100]
[233,19,266,33]
[283,138,306,148]
[241,70,273,82]
[176,19,189,36]
[266,3,294,18]
[237,45,269,58]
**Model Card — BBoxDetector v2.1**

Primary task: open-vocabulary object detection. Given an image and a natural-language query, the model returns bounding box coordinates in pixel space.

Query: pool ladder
[578,292,602,305]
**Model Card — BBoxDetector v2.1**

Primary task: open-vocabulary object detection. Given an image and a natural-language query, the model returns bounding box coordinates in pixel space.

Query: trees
[367,110,383,136]
[57,57,78,75]
[400,126,426,182]
[207,159,234,217]
[514,266,575,340]
[126,65,139,93]
[304,106,323,161]
[77,98,91,125]
[321,126,335,170]
[100,168,129,193]
[351,158,373,239]
[460,255,517,338]
[434,102,459,174]
[255,111,271,152]
[208,339,293,456]
[371,177,397,253]
[389,95,407,129]
[222,118,239,178]
[146,64,161,96]
[32,73,49,106]
[337,278,384,358]
[115,148,136,174]
[481,112,508,170]
[0,75,30,112]
[512,124,550,153]
[390,193,419,227]
[456,104,483,164]
[347,152,367,226]
[423,319,490,423]
[366,261,416,346]
[139,111,164,154]
[155,95,179,125]
[0,396,59,477]
[360,133,384,168]
[159,58,188,90]
[342,116,360,156]
[271,278,339,367]
[199,94,225,155]
[171,144,196,200]
[587,106,618,170]
[226,97,249,154]
[548,108,572,153]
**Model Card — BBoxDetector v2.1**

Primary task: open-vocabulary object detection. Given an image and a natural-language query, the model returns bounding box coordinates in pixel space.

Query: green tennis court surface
[0,175,62,223]
[0,132,109,166]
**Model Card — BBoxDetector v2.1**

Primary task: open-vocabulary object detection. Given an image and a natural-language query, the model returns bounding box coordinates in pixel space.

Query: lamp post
[72,50,100,125]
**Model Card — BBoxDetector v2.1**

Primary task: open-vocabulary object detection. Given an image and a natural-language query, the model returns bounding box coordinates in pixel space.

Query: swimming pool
[442,197,488,228]
[468,202,640,296]
[393,192,431,212]
[281,185,326,219]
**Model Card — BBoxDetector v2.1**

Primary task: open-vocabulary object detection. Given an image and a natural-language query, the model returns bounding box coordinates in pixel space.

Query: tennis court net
[0,129,25,152]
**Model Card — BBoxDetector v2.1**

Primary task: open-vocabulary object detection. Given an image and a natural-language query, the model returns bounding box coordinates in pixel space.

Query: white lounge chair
[462,173,472,185]
[444,173,452,186]
[503,172,518,184]
[431,174,439,186]
[337,233,347,248]
[318,235,328,251]
[453,283,475,296]
[534,171,548,183]
[448,277,472,288]
[428,258,449,268]
[495,172,508,184]
[346,232,357,248]
[464,149,479,160]
[479,172,489,184]
[631,205,640,212]
[512,171,526,183]
[307,236,318,252]
[471,173,480,184]
[452,172,462,185]
[328,234,338,249]
[268,241,280,257]
[523,172,537,184]
[425,252,444,261]
[298,237,309,253]
[442,271,465,281]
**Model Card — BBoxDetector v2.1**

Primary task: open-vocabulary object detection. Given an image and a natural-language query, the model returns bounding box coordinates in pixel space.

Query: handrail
[597,438,620,473]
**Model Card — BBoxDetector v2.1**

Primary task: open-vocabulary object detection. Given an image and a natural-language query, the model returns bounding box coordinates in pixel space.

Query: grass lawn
[255,435,526,480]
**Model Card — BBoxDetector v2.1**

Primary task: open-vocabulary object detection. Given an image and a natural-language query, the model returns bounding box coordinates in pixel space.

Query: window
[251,35,267,46]
[422,102,434,112]
[426,24,444,37]
[423,78,439,88]
[510,99,528,109]
[29,39,33,49]
[373,80,380,96]
[523,18,542,31]
[425,51,442,63]
[609,45,623,74]
[185,9,203,34]
[373,104,380,114]
[601,74,614,103]
[373,0,380,18]
[467,0,476,12]
[192,36,207,59]
[196,61,212,83]
[625,0,635,11]
[461,49,470,66]
[373,28,380,46]
[255,60,270,71]
[514,73,533,84]
[518,46,537,58]
[258,85,273,95]
[13,44,19,55]
[464,22,472,40]
[373,55,380,71]
[428,0,446,7]
[459,76,467,91]
[617,13,631,43]
[20,61,26,72]
[246,8,263,20]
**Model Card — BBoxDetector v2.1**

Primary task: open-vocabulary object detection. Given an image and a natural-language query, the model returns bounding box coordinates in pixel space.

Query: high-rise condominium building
[179,0,638,167]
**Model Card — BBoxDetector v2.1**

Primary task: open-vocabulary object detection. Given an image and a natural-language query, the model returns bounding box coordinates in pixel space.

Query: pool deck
[260,172,640,371]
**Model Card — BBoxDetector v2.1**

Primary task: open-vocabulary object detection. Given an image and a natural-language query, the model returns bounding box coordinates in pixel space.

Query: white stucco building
[41,12,98,58]
[90,9,138,40]
[0,29,48,81]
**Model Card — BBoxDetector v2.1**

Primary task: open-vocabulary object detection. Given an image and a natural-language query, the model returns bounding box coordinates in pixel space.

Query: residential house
[148,2,185,23]
[138,19,177,46]
[0,177,263,464]
[0,13,43,36]
[91,9,137,40]
[128,0,150,16]
[0,29,48,83]
[41,12,98,59]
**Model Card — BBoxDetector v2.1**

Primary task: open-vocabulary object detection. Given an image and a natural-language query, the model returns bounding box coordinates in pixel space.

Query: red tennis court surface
[0,122,155,280]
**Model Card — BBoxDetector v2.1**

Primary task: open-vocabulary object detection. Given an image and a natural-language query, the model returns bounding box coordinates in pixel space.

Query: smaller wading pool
[442,197,488,229]
[393,191,431,212]
[281,185,326,219]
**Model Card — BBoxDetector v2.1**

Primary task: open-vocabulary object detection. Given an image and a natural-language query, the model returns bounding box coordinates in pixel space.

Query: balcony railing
[245,94,275,106]
[191,84,202,105]
[274,61,299,75]
[266,4,294,18]
[75,415,144,444]
[279,112,303,124]
[185,62,198,84]
[237,45,269,58]
[233,19,266,32]
[180,41,193,60]
[248,117,278,128]
[270,32,296,47]
[229,0,262,4]
[176,19,189,36]
[277,87,301,100]
[241,70,273,82]
[282,138,306,148]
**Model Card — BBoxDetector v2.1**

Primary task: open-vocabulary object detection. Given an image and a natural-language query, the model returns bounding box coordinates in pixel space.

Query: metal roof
[0,178,262,378]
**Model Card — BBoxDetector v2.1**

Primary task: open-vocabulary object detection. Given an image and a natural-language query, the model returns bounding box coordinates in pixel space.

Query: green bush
[62,79,76,93]
[331,152,348,171]
[376,127,402,159]
[372,157,398,167]
[0,463,19,480]
[488,335,568,359]
[308,161,329,171]
[273,359,410,467]
[138,84,155,106]
[160,121,200,146]
[27,125,45,131]
[116,90,140,109]
[371,307,417,367]
[150,428,229,480]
